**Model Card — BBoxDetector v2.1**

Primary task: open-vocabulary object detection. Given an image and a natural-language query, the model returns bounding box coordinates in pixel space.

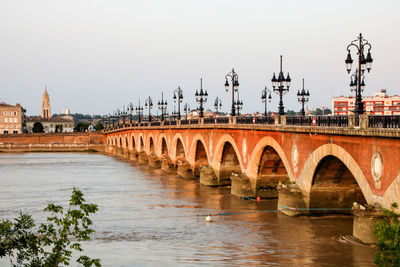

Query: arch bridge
[104,116,400,213]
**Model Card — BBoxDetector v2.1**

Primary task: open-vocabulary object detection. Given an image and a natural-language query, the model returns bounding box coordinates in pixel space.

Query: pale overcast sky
[0,0,399,115]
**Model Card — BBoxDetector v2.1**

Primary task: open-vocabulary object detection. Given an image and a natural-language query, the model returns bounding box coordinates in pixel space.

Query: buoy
[256,196,261,202]
[205,215,212,222]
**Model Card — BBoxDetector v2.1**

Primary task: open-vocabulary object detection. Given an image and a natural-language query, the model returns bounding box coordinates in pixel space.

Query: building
[332,89,400,115]
[26,86,74,133]
[61,109,71,115]
[0,102,26,134]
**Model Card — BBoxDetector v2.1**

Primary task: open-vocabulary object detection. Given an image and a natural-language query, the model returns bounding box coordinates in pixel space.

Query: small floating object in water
[205,215,212,222]
[256,196,261,202]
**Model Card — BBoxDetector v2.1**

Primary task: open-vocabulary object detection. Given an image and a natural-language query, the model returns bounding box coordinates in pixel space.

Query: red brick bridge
[104,116,400,212]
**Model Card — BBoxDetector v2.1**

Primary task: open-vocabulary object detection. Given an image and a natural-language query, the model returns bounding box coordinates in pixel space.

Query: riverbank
[0,132,106,152]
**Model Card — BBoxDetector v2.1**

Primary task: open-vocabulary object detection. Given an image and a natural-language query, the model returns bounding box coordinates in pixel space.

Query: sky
[0,0,399,116]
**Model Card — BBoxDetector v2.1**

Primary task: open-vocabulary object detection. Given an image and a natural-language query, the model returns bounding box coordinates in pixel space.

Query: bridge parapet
[104,115,400,138]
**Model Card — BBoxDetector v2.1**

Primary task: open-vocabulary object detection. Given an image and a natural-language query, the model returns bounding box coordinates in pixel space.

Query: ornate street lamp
[345,33,373,116]
[157,92,168,121]
[173,86,183,120]
[120,106,128,126]
[144,96,153,122]
[214,97,222,113]
[128,102,134,124]
[271,55,291,115]
[261,86,272,117]
[234,92,243,116]
[135,100,143,123]
[297,79,310,116]
[184,103,190,119]
[225,68,239,116]
[115,108,121,126]
[195,78,208,118]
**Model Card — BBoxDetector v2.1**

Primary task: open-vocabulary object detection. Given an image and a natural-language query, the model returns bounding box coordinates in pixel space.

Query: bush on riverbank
[0,188,100,266]
[373,203,400,266]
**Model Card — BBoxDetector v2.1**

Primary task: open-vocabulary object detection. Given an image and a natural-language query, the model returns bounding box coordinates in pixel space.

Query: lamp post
[121,106,128,126]
[116,108,121,126]
[184,103,190,119]
[261,86,272,116]
[136,100,143,123]
[271,55,291,115]
[128,102,134,124]
[173,86,183,120]
[195,78,208,118]
[144,96,153,122]
[345,33,373,116]
[225,69,239,116]
[214,97,222,113]
[234,92,243,115]
[297,79,310,116]
[157,92,168,121]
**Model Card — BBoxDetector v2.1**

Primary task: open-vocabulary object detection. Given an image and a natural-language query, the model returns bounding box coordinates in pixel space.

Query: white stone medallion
[292,143,298,173]
[371,151,383,190]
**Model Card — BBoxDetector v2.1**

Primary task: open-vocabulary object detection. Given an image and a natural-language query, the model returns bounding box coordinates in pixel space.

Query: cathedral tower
[41,86,51,118]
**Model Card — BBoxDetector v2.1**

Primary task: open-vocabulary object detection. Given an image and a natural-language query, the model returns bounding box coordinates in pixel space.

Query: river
[0,153,375,266]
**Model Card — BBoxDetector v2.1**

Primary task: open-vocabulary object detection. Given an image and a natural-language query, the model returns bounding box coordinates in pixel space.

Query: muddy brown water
[0,153,375,266]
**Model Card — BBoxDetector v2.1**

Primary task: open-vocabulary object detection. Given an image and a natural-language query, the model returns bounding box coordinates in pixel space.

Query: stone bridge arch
[382,174,400,210]
[139,133,145,152]
[246,136,292,197]
[212,135,243,183]
[130,133,136,151]
[147,134,156,155]
[298,143,374,207]
[157,134,170,159]
[188,134,210,177]
[124,134,129,149]
[171,133,187,163]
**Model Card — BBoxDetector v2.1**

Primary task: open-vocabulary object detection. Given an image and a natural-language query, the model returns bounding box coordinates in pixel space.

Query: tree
[286,110,296,116]
[0,188,101,266]
[74,122,91,132]
[32,122,44,133]
[55,124,63,133]
[373,203,400,266]
[94,123,104,131]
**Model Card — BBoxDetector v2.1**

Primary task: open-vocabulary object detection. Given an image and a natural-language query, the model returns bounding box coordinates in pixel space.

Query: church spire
[41,86,51,119]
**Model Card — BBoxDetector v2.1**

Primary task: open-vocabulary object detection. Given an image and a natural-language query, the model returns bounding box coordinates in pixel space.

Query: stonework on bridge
[105,124,400,211]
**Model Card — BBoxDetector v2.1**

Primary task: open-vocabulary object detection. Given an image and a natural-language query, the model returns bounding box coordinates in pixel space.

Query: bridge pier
[231,174,255,197]
[199,166,233,186]
[138,152,148,164]
[105,145,113,154]
[111,146,118,155]
[161,158,176,173]
[177,161,195,179]
[353,206,384,244]
[129,151,139,161]
[277,184,308,216]
[148,155,161,169]
[117,147,124,157]
[122,149,130,159]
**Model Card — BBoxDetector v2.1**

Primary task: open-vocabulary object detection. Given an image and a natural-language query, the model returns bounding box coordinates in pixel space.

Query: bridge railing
[286,116,348,127]
[104,114,400,132]
[236,116,274,125]
[180,119,199,125]
[368,115,400,128]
